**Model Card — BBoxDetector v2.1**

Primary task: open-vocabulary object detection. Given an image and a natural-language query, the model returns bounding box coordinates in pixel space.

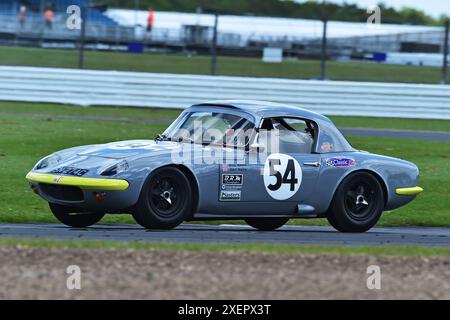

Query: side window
[317,121,354,153]
[259,118,316,154]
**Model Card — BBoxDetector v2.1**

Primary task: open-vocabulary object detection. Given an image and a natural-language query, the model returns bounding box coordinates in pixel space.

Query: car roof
[190,100,332,123]
[188,100,354,152]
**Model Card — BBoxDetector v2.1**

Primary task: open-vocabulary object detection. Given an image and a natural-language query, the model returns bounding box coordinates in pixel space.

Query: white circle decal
[263,154,302,201]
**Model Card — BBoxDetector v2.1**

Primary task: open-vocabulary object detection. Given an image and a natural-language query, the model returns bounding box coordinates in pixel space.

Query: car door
[238,117,321,210]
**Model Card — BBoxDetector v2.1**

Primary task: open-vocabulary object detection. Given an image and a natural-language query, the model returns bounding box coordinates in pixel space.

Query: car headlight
[35,154,62,170]
[101,160,129,176]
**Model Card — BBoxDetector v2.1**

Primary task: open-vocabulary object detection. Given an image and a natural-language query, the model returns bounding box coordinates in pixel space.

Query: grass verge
[0,46,443,84]
[0,101,181,120]
[1,101,449,132]
[0,237,450,257]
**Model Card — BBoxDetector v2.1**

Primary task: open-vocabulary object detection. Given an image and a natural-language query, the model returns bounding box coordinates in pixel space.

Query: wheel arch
[169,164,200,218]
[139,164,200,219]
[357,170,388,208]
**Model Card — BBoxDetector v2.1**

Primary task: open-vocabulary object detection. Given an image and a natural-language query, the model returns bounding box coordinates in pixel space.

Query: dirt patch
[0,247,449,300]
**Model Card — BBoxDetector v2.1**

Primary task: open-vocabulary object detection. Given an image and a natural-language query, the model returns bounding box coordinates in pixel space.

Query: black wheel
[49,203,104,228]
[327,172,384,233]
[245,218,289,231]
[133,167,193,229]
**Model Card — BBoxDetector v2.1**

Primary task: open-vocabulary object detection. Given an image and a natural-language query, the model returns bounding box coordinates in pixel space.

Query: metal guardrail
[0,66,449,120]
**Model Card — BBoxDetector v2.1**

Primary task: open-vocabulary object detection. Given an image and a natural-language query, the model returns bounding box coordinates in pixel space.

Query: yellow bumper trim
[396,186,423,196]
[26,172,129,191]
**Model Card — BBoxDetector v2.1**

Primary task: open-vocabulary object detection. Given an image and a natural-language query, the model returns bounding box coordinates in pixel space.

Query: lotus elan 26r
[26,101,423,233]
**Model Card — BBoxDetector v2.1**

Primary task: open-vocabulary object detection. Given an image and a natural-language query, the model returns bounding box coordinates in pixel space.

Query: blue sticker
[326,157,356,168]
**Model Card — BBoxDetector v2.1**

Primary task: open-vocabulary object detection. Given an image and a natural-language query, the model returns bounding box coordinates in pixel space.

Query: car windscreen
[164,111,255,147]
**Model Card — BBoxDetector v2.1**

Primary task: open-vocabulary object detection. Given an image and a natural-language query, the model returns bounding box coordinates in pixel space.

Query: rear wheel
[133,167,193,229]
[49,203,105,228]
[327,172,384,233]
[245,218,289,231]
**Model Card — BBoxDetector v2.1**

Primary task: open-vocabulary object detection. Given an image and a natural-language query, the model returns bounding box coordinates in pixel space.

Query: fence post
[39,0,45,44]
[441,20,449,85]
[79,0,88,69]
[211,13,219,76]
[320,18,328,80]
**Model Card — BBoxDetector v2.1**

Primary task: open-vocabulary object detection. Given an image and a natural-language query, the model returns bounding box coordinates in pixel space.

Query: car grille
[39,184,84,202]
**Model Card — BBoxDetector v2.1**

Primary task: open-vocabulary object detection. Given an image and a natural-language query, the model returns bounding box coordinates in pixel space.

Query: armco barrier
[0,66,449,120]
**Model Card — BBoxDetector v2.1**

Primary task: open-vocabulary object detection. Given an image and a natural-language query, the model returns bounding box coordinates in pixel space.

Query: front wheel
[49,203,105,228]
[245,218,289,231]
[327,172,384,233]
[133,167,193,230]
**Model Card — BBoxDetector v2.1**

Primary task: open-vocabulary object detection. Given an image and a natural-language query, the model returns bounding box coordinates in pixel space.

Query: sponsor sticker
[221,164,248,172]
[222,174,243,186]
[220,190,241,202]
[326,157,356,168]
[49,167,89,177]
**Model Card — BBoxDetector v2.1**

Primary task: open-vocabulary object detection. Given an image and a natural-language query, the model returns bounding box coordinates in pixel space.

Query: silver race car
[26,100,423,232]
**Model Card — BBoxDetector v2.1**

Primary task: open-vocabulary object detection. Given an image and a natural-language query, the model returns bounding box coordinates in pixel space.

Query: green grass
[1,101,449,132]
[0,101,182,120]
[0,102,449,226]
[329,116,450,132]
[1,238,450,257]
[0,46,444,83]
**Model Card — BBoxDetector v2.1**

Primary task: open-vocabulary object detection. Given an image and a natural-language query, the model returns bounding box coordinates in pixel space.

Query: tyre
[49,203,104,228]
[133,167,193,230]
[327,172,384,233]
[245,218,289,231]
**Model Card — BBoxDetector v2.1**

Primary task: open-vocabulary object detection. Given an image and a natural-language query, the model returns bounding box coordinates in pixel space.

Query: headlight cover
[101,160,129,176]
[35,154,62,170]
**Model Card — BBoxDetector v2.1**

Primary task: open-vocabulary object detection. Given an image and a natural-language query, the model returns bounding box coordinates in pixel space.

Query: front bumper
[26,171,139,212]
[26,172,129,191]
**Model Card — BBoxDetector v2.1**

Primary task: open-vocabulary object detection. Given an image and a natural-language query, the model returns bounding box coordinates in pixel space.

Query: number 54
[268,159,298,192]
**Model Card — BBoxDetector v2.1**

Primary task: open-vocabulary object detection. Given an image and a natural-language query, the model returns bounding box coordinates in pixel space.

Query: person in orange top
[44,7,55,29]
[147,8,154,32]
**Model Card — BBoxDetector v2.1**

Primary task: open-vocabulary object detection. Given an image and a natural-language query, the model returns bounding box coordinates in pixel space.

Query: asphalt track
[1,223,449,247]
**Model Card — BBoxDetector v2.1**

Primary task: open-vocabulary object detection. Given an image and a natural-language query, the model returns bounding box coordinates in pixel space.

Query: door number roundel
[263,154,302,200]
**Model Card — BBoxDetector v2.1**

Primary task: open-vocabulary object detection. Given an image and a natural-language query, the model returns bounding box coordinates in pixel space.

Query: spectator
[18,5,26,28]
[44,7,55,30]
[147,8,154,32]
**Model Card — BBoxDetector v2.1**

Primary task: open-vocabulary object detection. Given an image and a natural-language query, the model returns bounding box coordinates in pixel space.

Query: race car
[26,100,423,233]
